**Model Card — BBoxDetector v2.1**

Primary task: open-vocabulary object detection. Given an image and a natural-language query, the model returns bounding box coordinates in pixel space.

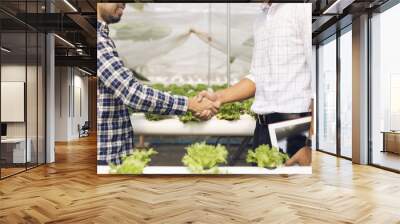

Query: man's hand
[285,147,312,166]
[191,78,256,120]
[194,91,221,120]
[196,90,220,103]
[188,97,220,120]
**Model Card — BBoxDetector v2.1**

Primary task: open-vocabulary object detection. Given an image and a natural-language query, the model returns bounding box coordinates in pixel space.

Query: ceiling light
[1,47,11,53]
[54,34,75,48]
[78,67,93,76]
[77,49,85,55]
[63,0,78,12]
[323,0,355,15]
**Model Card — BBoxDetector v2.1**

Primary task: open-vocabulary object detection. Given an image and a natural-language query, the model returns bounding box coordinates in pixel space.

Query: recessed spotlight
[54,34,75,48]
[323,0,355,15]
[78,67,93,76]
[1,47,11,53]
[63,0,78,12]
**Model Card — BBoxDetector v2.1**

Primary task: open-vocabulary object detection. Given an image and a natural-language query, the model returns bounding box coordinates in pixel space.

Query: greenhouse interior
[95,3,314,174]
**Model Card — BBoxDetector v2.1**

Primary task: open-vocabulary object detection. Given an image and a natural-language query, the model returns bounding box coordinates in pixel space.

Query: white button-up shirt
[247,3,312,114]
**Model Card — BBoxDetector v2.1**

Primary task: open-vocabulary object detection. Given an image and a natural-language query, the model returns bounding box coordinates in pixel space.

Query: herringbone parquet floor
[1,134,400,224]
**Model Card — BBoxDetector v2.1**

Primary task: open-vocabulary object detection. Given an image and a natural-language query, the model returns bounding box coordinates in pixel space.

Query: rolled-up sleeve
[245,39,257,83]
[97,39,188,115]
[245,74,255,83]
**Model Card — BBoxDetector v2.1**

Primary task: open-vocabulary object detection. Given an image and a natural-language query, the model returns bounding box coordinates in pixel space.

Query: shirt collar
[261,3,280,13]
[261,3,270,13]
[97,20,109,36]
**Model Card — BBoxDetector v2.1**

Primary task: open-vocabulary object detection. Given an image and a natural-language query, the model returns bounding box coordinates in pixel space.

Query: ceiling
[1,0,395,74]
[0,0,96,74]
[309,0,390,43]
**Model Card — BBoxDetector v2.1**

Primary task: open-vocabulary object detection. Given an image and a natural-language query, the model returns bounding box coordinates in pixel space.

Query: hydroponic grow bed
[97,165,312,175]
[130,113,256,136]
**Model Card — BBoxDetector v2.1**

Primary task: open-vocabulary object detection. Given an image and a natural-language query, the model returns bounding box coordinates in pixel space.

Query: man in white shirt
[197,3,312,166]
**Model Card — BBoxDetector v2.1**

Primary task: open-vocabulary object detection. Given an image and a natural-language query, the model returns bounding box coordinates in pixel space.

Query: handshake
[188,91,221,120]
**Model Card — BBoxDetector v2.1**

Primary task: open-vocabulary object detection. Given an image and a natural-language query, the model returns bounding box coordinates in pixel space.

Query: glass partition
[0,26,28,178]
[0,0,46,179]
[370,3,400,171]
[339,28,352,158]
[317,36,337,155]
[27,31,38,169]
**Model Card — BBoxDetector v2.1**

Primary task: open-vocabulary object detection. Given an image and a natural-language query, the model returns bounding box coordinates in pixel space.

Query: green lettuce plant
[109,148,158,174]
[179,111,200,123]
[139,84,255,122]
[246,145,289,169]
[182,142,228,174]
[144,113,169,121]
[216,102,242,121]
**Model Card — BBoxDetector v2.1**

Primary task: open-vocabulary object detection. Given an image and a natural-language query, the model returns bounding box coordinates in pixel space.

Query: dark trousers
[253,112,311,157]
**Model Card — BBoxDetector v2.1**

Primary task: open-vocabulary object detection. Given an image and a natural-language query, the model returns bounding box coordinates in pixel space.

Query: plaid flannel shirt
[97,21,188,165]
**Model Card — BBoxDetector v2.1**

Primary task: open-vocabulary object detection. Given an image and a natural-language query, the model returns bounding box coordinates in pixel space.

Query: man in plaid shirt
[97,3,219,165]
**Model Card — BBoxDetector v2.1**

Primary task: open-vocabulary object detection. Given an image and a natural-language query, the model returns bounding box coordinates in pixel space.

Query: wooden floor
[1,135,400,224]
[1,163,45,178]
[1,167,26,178]
[372,150,400,171]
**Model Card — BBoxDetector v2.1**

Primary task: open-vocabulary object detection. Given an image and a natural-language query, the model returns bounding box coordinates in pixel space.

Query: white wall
[1,65,28,138]
[54,67,89,141]
[1,63,46,164]
[1,65,26,82]
[1,65,26,141]
[55,66,69,141]
[72,72,89,139]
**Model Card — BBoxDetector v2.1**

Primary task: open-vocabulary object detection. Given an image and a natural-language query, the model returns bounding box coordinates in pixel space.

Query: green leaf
[246,145,289,169]
[151,83,166,91]
[211,84,228,92]
[140,84,256,122]
[145,113,169,121]
[216,102,242,121]
[109,148,158,174]
[179,111,200,123]
[182,142,228,174]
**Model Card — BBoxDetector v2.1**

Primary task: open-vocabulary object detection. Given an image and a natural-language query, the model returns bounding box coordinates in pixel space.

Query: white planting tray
[97,165,312,175]
[130,113,256,136]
